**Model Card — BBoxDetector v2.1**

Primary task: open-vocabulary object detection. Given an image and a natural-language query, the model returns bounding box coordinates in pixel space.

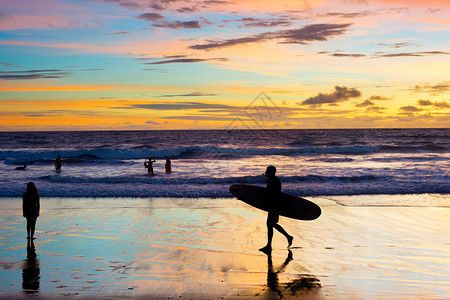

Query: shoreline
[0,195,449,299]
[1,193,449,208]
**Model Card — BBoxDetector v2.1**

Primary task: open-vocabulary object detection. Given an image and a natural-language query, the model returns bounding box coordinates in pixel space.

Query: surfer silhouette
[259,166,293,253]
[144,157,156,175]
[55,155,62,172]
[23,182,40,240]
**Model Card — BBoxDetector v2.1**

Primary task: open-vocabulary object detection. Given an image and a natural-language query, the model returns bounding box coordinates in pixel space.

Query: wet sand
[0,196,449,299]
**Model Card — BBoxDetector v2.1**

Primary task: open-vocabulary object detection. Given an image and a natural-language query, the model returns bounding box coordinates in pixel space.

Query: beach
[0,196,449,299]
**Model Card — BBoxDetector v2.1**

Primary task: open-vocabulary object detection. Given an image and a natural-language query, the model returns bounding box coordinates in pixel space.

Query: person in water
[55,155,62,172]
[144,157,156,175]
[259,166,293,253]
[16,164,27,170]
[23,182,40,240]
[165,158,172,173]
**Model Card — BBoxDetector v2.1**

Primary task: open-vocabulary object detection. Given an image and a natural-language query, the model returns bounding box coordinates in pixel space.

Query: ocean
[0,129,448,201]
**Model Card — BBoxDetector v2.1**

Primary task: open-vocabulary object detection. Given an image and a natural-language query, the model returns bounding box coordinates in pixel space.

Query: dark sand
[0,196,449,299]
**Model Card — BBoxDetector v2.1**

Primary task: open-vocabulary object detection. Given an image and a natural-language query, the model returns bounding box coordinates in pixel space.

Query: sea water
[0,129,448,199]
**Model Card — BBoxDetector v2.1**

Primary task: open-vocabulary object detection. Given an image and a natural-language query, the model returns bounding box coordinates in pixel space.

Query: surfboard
[229,184,321,221]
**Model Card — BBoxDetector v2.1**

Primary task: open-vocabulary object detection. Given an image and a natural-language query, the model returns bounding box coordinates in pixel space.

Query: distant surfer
[165,158,172,173]
[55,155,62,172]
[144,157,156,175]
[15,164,27,170]
[23,182,40,240]
[259,166,293,253]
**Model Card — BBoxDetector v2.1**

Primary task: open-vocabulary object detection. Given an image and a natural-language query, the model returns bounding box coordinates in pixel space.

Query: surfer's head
[265,165,276,178]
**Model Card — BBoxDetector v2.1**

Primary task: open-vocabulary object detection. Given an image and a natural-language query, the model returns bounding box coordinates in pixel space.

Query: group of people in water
[17,155,171,176]
[22,164,291,253]
[144,157,171,175]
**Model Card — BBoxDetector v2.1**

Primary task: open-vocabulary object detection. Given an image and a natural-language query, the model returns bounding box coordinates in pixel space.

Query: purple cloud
[190,23,351,50]
[153,20,201,29]
[300,86,362,106]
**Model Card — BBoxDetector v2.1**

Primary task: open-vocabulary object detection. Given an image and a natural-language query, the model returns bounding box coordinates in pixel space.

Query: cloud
[412,82,450,94]
[145,120,161,125]
[234,16,294,28]
[176,7,198,13]
[119,101,236,110]
[365,106,386,113]
[418,99,450,109]
[300,86,362,106]
[0,69,70,80]
[152,20,201,29]
[369,95,392,101]
[321,50,449,59]
[103,31,130,35]
[417,99,433,106]
[137,13,165,22]
[320,11,374,19]
[161,115,239,121]
[400,105,422,112]
[1,61,20,68]
[137,13,202,29]
[144,57,228,65]
[374,51,450,58]
[434,101,450,109]
[0,10,12,20]
[377,42,415,49]
[318,51,365,58]
[190,23,351,50]
[89,0,177,10]
[355,100,374,107]
[158,92,218,97]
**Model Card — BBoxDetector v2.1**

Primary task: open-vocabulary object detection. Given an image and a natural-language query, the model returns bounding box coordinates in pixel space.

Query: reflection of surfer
[144,157,156,175]
[55,155,62,172]
[22,240,40,294]
[259,250,321,298]
[266,250,293,298]
[259,166,293,253]
[165,158,172,173]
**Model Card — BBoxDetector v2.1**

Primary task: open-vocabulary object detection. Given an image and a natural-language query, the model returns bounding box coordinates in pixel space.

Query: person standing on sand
[55,155,62,172]
[144,157,156,175]
[165,158,172,173]
[23,182,40,240]
[259,166,293,253]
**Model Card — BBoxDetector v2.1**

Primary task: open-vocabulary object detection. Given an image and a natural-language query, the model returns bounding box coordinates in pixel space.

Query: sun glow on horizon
[0,0,449,130]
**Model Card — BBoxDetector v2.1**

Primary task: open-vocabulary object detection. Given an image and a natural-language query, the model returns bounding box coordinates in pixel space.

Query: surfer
[259,166,293,253]
[55,155,62,172]
[23,182,40,240]
[144,157,156,175]
[165,158,172,173]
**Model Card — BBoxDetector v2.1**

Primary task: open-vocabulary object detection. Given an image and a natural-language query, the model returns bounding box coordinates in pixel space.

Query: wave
[1,176,448,198]
[1,142,448,165]
[37,174,381,185]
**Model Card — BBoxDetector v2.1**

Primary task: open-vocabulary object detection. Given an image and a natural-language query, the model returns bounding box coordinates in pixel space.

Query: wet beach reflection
[258,250,321,299]
[22,241,40,295]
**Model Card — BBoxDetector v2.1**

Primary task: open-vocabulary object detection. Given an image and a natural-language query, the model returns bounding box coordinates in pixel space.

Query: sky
[0,0,449,130]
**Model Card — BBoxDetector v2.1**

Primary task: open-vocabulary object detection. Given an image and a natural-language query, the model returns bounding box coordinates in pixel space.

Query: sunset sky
[1,0,449,130]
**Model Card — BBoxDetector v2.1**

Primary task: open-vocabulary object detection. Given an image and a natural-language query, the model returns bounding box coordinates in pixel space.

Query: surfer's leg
[273,224,293,247]
[260,214,276,252]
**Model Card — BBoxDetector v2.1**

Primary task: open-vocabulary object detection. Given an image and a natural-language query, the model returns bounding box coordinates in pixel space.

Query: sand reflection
[22,241,40,295]
[257,250,321,299]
